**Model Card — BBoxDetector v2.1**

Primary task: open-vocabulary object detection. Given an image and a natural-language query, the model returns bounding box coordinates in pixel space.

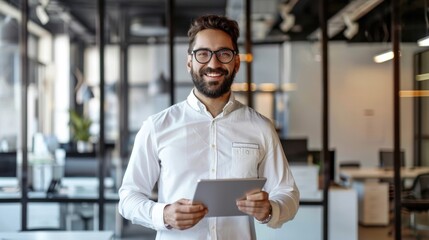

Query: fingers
[245,191,268,201]
[164,199,208,230]
[236,191,271,220]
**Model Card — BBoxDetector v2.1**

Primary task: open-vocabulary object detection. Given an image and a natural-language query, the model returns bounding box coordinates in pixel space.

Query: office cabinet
[354,181,389,226]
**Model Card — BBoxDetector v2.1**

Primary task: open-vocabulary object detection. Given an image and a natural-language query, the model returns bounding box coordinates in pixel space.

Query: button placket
[209,120,217,178]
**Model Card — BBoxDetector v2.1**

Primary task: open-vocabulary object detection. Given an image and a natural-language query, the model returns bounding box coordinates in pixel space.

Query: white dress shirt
[118,90,299,240]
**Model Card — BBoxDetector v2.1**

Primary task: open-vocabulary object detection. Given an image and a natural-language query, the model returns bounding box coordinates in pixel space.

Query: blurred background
[0,0,428,239]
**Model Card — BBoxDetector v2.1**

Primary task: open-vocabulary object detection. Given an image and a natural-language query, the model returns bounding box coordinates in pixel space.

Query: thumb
[176,198,192,205]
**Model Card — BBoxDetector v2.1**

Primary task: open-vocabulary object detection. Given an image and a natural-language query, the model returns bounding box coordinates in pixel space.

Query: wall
[79,41,420,169]
[286,42,419,168]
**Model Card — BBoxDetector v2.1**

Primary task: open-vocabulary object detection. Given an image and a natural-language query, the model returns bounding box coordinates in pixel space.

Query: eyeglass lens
[193,49,235,64]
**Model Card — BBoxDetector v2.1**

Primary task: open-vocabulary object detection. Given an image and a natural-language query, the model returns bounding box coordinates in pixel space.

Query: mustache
[200,67,228,76]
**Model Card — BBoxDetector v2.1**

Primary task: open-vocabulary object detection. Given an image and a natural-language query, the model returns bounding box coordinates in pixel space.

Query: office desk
[340,167,429,181]
[340,167,429,226]
[0,177,119,232]
[0,231,114,240]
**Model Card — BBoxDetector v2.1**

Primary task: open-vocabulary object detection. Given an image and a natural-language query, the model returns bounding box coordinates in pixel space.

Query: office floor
[113,213,429,240]
[359,225,429,240]
[359,211,429,240]
[113,224,429,240]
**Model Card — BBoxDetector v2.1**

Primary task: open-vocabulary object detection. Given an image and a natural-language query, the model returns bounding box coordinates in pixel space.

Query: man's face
[187,29,240,99]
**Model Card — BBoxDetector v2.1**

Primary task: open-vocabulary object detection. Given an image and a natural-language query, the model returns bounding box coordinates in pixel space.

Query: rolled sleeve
[151,202,170,230]
[267,200,280,228]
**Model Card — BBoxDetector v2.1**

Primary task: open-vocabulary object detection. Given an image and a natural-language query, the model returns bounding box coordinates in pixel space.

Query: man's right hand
[163,198,208,230]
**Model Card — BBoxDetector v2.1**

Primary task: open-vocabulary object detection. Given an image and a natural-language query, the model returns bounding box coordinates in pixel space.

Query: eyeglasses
[191,48,237,64]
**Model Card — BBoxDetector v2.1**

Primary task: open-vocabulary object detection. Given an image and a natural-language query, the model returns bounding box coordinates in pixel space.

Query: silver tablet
[192,177,267,217]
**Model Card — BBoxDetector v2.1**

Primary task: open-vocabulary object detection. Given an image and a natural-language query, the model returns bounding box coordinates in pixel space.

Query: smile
[205,72,223,77]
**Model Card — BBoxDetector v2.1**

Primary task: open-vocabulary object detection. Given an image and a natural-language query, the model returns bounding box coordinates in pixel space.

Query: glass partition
[0,11,21,200]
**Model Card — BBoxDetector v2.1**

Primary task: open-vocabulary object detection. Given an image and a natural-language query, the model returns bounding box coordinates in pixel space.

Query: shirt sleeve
[118,118,166,230]
[260,132,300,229]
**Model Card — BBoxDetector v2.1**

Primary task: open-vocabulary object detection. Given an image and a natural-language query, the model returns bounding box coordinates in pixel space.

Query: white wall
[286,42,419,167]
[83,41,419,168]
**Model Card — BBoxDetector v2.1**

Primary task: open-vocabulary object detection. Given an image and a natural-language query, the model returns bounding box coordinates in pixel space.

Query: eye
[196,50,210,58]
[217,49,234,60]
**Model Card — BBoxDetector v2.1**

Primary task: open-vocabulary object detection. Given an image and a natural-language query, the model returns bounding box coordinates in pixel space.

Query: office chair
[379,150,406,236]
[0,152,17,177]
[378,149,406,190]
[339,161,360,187]
[402,173,429,237]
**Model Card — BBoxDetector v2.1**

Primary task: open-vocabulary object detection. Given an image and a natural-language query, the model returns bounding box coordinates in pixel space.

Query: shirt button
[211,169,215,173]
[211,144,215,148]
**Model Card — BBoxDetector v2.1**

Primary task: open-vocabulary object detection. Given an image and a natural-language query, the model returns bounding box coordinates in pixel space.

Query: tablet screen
[192,177,267,217]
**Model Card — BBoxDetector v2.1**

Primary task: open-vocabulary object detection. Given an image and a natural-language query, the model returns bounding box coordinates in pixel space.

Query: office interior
[0,0,428,239]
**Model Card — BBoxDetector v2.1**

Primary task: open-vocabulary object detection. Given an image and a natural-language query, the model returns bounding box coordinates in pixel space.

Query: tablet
[192,177,267,217]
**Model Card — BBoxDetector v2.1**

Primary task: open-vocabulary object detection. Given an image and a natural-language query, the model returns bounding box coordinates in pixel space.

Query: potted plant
[69,109,92,152]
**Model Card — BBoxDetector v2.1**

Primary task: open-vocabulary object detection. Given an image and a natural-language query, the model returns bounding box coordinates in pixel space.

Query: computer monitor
[379,150,405,169]
[309,149,336,182]
[280,138,308,165]
[0,152,17,177]
[64,152,98,177]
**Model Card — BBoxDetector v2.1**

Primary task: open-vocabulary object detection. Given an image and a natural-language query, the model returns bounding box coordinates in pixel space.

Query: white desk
[0,231,114,240]
[340,167,429,181]
[339,167,429,226]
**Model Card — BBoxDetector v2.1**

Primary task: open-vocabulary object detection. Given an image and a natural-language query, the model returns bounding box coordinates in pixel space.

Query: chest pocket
[231,142,260,178]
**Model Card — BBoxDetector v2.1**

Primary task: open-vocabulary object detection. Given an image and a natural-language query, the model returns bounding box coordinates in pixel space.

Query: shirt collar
[187,88,237,116]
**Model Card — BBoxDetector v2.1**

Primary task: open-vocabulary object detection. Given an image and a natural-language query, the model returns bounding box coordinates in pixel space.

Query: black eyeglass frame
[191,48,238,64]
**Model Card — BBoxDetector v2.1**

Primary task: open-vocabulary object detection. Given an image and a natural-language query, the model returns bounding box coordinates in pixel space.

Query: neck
[194,89,231,117]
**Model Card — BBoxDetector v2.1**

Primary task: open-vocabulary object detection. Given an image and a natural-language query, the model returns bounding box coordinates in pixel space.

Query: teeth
[206,72,221,77]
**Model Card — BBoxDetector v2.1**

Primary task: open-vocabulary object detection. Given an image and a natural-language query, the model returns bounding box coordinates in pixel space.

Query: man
[118,15,299,240]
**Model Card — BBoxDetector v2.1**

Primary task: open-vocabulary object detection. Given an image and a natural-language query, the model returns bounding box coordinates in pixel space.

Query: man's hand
[163,198,208,230]
[236,191,271,222]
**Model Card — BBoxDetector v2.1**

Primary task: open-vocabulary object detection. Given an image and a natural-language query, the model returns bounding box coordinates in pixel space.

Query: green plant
[69,109,92,142]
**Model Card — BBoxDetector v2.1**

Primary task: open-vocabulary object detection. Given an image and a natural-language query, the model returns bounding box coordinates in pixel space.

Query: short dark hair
[187,15,239,54]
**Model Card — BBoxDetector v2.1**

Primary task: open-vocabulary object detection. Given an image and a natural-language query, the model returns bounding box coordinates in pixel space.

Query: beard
[190,66,236,98]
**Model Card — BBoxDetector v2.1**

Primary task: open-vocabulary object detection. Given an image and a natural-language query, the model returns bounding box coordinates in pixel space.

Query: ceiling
[8,0,429,44]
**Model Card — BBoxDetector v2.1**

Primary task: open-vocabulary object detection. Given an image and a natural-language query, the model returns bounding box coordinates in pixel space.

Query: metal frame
[392,0,402,239]
[320,1,330,240]
[20,0,29,231]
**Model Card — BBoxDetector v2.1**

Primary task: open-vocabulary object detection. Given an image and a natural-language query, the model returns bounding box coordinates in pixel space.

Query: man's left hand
[236,191,271,221]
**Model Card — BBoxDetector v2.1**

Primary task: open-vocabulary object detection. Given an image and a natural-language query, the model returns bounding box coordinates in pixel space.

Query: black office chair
[0,152,17,177]
[339,161,361,169]
[64,152,98,230]
[402,173,429,237]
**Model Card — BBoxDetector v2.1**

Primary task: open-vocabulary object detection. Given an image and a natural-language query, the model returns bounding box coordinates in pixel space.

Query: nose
[206,53,223,68]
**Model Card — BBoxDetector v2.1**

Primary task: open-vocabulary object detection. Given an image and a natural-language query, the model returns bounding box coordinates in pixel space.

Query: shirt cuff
[151,202,169,230]
[267,200,279,227]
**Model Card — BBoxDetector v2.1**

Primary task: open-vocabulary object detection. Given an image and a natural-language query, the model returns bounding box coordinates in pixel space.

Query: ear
[234,55,240,73]
[187,55,192,73]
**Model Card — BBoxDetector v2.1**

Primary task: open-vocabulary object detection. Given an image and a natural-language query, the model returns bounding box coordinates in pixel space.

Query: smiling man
[118,15,299,240]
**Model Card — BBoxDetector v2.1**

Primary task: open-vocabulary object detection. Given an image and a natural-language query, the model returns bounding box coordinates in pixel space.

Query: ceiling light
[308,0,383,40]
[280,14,295,33]
[373,50,394,63]
[418,36,429,47]
[130,18,167,37]
[279,1,296,33]
[416,73,429,81]
[343,14,359,39]
[418,0,429,47]
[36,5,49,25]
